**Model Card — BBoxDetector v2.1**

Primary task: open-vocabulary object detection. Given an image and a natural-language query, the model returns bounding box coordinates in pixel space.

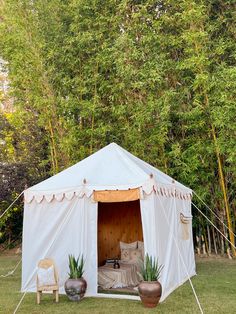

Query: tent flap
[93,188,140,202]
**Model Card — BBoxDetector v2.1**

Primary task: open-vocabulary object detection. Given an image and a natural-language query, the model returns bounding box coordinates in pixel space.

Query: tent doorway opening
[97,200,143,295]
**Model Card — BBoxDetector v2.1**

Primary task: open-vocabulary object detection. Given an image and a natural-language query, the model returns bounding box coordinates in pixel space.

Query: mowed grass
[0,254,236,313]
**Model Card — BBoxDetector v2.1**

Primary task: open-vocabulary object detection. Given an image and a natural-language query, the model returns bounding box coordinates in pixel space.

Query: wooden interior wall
[98,200,143,266]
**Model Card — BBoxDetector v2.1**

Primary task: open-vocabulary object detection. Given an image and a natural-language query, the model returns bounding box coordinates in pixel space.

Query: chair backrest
[37,258,59,286]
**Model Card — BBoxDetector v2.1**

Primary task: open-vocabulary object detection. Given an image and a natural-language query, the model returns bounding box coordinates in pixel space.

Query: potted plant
[64,254,87,301]
[138,254,163,308]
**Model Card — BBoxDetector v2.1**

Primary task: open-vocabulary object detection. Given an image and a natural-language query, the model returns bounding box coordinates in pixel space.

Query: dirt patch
[0,244,22,256]
[195,253,234,261]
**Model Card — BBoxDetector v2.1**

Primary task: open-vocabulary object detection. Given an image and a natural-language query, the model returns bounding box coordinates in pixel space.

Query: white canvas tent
[22,142,195,301]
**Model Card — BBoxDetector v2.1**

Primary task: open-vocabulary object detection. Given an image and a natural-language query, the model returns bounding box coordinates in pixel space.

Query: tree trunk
[212,227,218,255]
[220,235,225,255]
[196,235,201,255]
[48,120,59,174]
[207,225,211,255]
[202,234,207,255]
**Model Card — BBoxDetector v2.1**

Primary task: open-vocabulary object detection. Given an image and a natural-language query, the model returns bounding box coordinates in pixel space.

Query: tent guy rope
[0,257,22,278]
[192,202,236,250]
[0,191,24,220]
[193,191,236,238]
[0,191,23,278]
[13,289,28,314]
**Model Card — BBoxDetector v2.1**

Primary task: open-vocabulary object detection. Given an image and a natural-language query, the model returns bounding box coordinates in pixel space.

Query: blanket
[98,262,140,289]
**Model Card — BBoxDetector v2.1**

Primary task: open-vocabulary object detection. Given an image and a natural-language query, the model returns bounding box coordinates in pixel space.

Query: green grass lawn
[0,254,236,313]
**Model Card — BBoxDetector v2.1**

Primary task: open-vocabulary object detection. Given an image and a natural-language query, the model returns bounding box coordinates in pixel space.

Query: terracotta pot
[138,281,162,308]
[64,278,87,301]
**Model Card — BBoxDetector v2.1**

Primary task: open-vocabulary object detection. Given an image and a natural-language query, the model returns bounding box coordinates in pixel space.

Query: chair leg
[36,291,41,304]
[55,290,59,303]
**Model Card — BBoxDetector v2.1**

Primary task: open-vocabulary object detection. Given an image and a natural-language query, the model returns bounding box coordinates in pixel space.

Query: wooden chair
[36,258,59,304]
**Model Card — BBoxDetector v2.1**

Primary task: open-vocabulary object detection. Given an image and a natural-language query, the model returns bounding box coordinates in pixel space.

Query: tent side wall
[140,192,195,301]
[21,196,98,296]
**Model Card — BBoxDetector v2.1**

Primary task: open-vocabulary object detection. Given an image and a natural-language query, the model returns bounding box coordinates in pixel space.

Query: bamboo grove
[0,0,236,257]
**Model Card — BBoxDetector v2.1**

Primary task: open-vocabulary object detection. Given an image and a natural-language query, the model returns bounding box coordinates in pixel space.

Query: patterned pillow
[37,265,55,286]
[121,249,131,262]
[120,241,137,250]
[138,241,144,259]
[130,249,143,262]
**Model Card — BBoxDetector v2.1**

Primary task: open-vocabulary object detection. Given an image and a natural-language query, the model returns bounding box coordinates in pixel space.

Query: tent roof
[25,143,192,203]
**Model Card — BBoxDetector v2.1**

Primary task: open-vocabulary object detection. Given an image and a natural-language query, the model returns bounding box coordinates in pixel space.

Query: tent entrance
[97,200,143,266]
[97,200,143,295]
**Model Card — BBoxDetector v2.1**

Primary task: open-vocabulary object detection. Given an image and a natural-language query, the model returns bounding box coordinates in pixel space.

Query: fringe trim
[24,178,192,204]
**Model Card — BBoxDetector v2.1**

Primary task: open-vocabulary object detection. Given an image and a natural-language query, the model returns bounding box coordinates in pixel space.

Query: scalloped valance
[24,179,192,204]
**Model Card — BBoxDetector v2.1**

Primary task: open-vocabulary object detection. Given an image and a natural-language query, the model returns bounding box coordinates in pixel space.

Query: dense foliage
[0,0,235,255]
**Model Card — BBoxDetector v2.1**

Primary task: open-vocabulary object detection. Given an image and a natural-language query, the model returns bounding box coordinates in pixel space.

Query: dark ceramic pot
[64,278,87,301]
[138,281,162,308]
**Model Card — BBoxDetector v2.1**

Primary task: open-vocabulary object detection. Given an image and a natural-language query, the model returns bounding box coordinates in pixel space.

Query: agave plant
[68,254,85,279]
[139,254,163,281]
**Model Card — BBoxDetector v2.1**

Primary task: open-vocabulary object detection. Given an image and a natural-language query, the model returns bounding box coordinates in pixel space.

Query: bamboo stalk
[188,11,236,257]
[90,62,98,155]
[201,234,207,255]
[223,226,233,259]
[212,227,218,255]
[220,235,225,255]
[203,89,234,256]
[19,7,63,173]
[207,225,211,255]
[211,125,235,256]
[48,120,59,174]
[216,229,221,255]
[196,235,201,255]
[226,247,232,259]
[90,112,95,155]
[50,145,56,174]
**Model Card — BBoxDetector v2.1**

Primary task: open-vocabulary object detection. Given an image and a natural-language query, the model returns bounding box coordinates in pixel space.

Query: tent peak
[106,142,119,148]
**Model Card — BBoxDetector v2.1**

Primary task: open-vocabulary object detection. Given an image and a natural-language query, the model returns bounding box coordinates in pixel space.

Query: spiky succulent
[139,254,163,281]
[68,254,85,279]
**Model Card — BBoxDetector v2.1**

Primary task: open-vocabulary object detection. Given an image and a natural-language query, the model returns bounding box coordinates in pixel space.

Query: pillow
[138,241,144,259]
[120,241,137,250]
[120,249,131,262]
[137,241,144,250]
[37,265,55,286]
[130,249,143,262]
